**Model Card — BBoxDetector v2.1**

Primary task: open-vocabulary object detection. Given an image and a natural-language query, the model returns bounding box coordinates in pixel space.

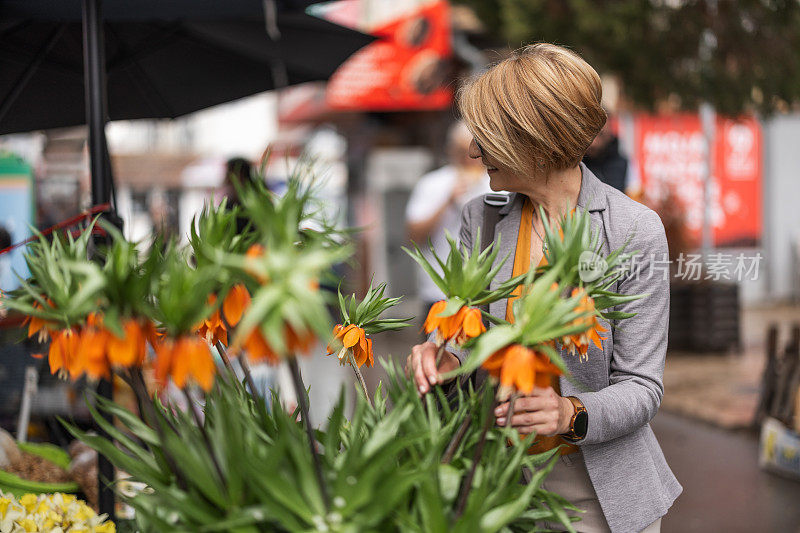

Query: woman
[406,44,681,533]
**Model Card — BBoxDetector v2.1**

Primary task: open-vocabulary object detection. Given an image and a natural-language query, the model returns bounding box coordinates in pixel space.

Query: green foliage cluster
[2,224,100,329]
[457,0,800,115]
[405,231,524,322]
[336,280,411,335]
[538,207,643,320]
[67,361,579,532]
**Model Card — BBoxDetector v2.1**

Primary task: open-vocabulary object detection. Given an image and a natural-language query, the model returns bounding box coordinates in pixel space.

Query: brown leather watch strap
[561,396,588,442]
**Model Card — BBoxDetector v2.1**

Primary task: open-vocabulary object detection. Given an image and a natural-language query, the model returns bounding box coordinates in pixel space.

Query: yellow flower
[0,496,11,518]
[94,521,116,533]
[18,517,37,531]
[73,502,95,521]
[19,494,37,513]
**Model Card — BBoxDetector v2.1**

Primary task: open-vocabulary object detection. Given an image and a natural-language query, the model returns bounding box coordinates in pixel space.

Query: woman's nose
[468,138,481,159]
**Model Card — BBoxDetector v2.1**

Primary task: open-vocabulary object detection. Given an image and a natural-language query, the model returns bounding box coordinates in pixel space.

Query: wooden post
[771,325,800,424]
[754,324,779,426]
[778,324,800,424]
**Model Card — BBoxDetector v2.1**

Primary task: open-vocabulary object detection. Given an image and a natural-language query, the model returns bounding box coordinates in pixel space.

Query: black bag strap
[480,193,508,251]
[478,193,509,315]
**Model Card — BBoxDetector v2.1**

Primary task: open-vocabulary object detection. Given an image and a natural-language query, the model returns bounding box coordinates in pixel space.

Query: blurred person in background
[220,156,255,205]
[583,120,628,193]
[220,157,255,233]
[405,121,491,315]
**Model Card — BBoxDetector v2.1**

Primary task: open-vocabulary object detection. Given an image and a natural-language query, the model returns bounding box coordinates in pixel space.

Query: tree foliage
[456,0,800,115]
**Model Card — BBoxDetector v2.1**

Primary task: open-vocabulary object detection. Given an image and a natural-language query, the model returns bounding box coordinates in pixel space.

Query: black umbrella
[0,0,372,134]
[0,0,371,517]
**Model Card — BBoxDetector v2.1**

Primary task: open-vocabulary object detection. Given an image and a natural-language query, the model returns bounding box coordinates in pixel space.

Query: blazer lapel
[576,162,608,213]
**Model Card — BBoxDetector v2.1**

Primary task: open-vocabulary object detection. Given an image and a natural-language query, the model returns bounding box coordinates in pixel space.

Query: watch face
[573,411,589,439]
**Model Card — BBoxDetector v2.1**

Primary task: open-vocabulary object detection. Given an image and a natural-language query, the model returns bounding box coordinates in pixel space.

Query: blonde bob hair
[458,43,606,175]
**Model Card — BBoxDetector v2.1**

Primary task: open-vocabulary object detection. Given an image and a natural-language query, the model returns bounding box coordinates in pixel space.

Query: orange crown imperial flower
[197,294,228,347]
[326,324,373,369]
[238,327,279,364]
[72,315,151,381]
[234,323,315,364]
[481,344,563,398]
[560,288,607,361]
[24,299,55,342]
[46,327,81,379]
[154,334,216,391]
[423,301,486,345]
[222,283,250,327]
[197,284,252,347]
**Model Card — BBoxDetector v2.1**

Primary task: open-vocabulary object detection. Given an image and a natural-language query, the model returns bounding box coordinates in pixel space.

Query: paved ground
[662,303,800,429]
[654,411,800,533]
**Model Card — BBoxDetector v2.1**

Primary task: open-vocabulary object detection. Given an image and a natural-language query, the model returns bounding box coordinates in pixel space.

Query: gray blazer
[453,163,682,533]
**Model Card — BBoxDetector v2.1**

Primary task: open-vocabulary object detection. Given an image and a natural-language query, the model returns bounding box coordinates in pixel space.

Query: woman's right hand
[405,341,460,395]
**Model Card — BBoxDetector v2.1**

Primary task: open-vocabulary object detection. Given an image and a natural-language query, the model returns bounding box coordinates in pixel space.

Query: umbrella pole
[82,0,116,520]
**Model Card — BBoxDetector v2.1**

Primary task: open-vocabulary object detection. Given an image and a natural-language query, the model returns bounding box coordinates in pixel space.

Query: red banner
[635,114,762,248]
[321,0,452,111]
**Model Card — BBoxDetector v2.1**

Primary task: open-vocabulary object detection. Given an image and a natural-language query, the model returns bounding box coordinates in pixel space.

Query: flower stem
[287,356,330,510]
[237,351,260,397]
[454,396,497,519]
[127,369,188,490]
[347,349,373,408]
[441,415,470,464]
[505,392,519,429]
[434,340,447,367]
[181,387,225,485]
[215,340,235,376]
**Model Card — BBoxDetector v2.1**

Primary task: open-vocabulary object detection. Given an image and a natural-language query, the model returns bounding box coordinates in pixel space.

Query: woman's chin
[488,176,505,192]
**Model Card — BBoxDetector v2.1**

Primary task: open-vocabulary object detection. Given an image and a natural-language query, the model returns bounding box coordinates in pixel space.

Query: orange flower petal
[327,324,345,354]
[222,284,250,327]
[28,315,46,338]
[501,345,535,394]
[48,331,66,375]
[342,325,361,349]
[461,308,485,338]
[154,339,174,387]
[423,301,447,334]
[77,328,110,380]
[287,325,314,354]
[243,329,279,364]
[107,320,145,368]
[176,336,216,391]
[365,338,374,368]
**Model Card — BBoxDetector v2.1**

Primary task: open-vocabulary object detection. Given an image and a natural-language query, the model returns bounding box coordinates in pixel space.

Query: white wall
[107,92,277,159]
[187,93,278,160]
[763,114,800,302]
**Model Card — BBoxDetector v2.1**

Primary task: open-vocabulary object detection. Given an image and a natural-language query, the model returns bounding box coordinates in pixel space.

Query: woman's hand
[494,387,575,436]
[405,341,460,395]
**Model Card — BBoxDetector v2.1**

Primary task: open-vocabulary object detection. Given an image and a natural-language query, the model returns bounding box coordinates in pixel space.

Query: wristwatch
[561,396,588,442]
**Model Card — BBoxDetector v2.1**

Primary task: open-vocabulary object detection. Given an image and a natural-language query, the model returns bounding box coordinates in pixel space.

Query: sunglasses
[474,138,486,158]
